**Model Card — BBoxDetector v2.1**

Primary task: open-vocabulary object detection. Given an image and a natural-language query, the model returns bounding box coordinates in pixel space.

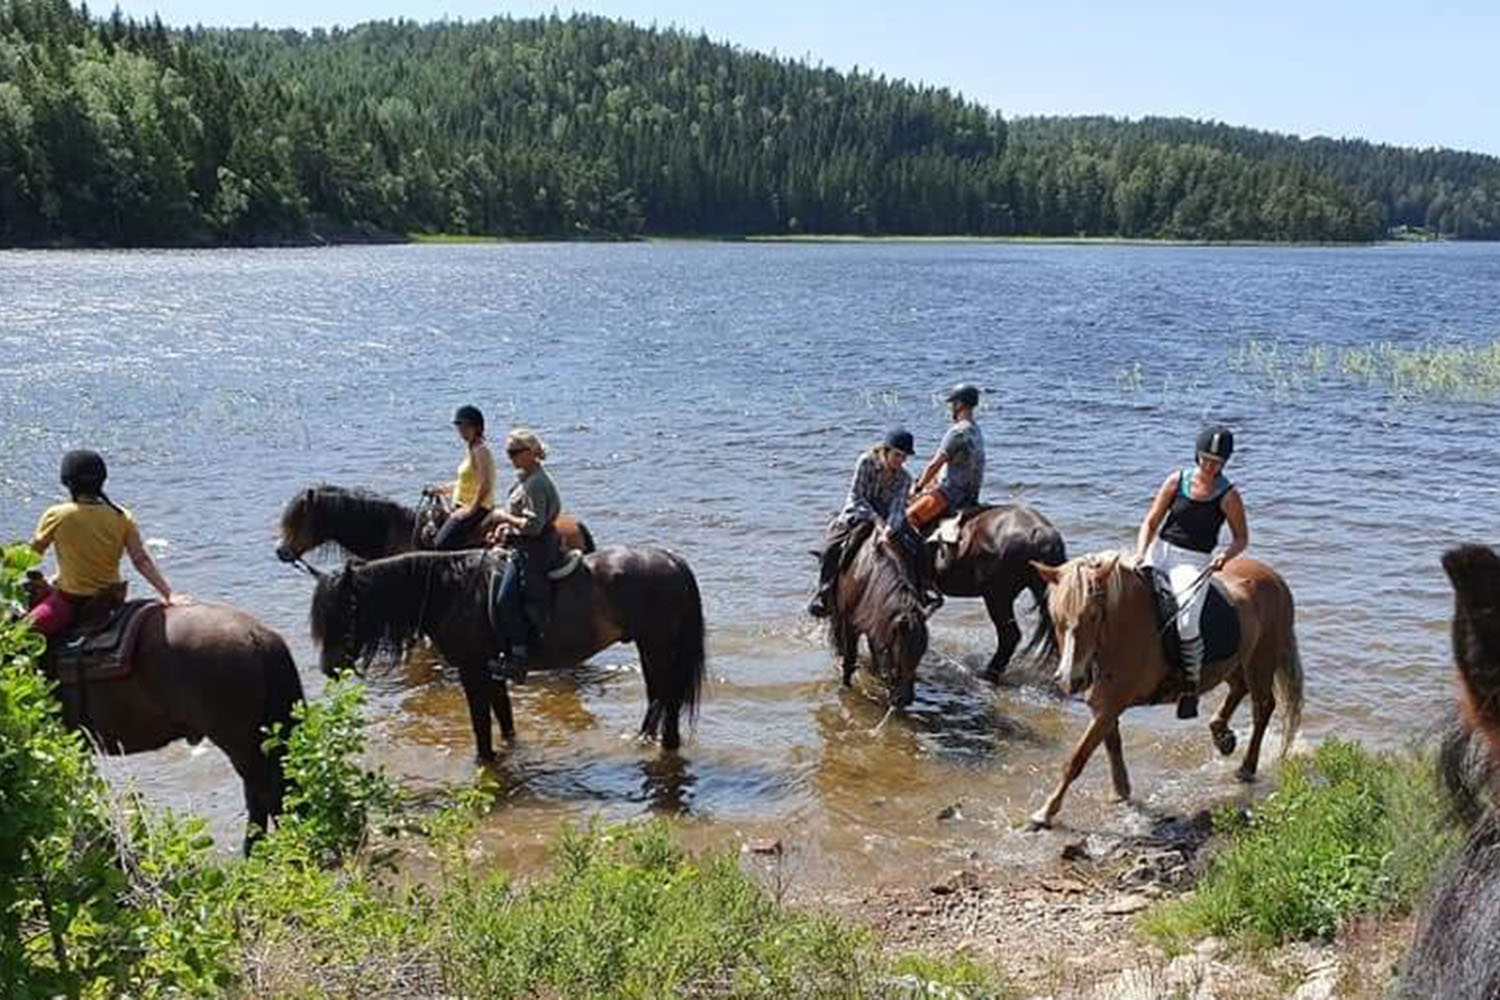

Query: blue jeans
[433,505,488,550]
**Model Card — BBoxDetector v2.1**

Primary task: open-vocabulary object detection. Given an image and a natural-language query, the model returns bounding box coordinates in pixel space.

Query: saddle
[931,504,991,546]
[49,597,162,685]
[1141,566,1241,684]
[485,547,585,639]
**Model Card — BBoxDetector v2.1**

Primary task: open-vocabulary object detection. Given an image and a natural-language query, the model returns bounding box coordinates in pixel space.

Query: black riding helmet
[1196,425,1235,465]
[60,449,107,491]
[945,383,980,408]
[452,404,485,433]
[884,427,915,455]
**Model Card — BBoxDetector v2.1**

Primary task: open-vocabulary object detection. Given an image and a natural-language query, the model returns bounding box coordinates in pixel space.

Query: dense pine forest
[1,0,1498,246]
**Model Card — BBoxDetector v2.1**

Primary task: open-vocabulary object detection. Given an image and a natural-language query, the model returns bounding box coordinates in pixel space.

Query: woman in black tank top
[1132,426,1250,719]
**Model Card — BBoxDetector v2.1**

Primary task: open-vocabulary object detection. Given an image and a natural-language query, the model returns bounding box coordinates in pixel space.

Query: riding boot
[808,541,841,617]
[1177,635,1203,719]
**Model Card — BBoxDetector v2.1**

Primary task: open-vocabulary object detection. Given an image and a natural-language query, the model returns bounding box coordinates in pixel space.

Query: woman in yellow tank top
[428,404,496,549]
[27,450,180,637]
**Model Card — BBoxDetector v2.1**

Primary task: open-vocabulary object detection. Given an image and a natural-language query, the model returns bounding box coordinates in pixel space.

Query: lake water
[3,240,1498,886]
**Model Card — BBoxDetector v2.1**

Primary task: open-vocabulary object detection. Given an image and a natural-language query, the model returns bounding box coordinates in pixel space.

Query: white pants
[1146,539,1212,641]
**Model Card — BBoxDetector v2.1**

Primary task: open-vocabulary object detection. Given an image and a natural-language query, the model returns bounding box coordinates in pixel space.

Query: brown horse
[48,602,304,853]
[930,503,1066,680]
[829,522,929,706]
[1399,544,1500,999]
[308,547,704,759]
[275,484,595,565]
[1027,551,1304,828]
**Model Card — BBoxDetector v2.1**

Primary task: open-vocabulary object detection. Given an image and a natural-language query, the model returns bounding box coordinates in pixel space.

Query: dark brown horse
[1027,551,1304,828]
[829,522,929,706]
[275,484,596,565]
[308,547,705,759]
[49,602,304,852]
[1399,544,1500,1000]
[930,503,1066,680]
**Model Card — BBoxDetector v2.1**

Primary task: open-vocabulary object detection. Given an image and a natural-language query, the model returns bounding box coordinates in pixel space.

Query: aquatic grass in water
[1231,338,1500,400]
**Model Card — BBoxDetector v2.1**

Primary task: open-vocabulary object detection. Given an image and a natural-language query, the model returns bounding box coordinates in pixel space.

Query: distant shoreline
[0,231,1465,251]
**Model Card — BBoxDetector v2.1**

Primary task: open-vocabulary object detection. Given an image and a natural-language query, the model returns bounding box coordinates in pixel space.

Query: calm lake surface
[3,241,1498,886]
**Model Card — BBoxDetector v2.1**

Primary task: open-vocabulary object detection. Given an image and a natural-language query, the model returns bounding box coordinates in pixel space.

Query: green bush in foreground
[1,544,1004,999]
[1144,739,1461,949]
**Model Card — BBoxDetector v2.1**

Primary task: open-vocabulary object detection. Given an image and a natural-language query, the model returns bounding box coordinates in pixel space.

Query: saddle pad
[1144,567,1241,671]
[53,600,162,684]
[934,516,964,545]
[548,550,584,581]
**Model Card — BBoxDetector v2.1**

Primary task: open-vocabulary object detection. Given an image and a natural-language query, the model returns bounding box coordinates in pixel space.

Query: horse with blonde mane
[1027,551,1304,828]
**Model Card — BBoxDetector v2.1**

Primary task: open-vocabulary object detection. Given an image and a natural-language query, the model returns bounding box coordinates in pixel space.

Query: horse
[929,503,1066,680]
[1026,551,1304,829]
[42,601,303,853]
[307,546,705,760]
[828,521,929,706]
[1399,544,1500,1000]
[275,484,596,565]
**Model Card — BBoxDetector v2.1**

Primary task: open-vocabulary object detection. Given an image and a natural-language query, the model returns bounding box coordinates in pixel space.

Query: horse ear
[1031,560,1061,585]
[304,487,315,503]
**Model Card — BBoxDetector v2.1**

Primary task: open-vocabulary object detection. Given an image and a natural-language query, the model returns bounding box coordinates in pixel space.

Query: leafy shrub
[1144,739,1462,949]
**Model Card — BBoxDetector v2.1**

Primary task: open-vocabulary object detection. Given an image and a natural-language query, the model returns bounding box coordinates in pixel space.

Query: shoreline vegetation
[0,546,1466,999]
[3,1,1499,249]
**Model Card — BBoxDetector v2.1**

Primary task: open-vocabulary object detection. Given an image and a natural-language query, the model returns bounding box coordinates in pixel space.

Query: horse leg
[457,664,496,761]
[637,640,684,751]
[223,740,278,856]
[1236,670,1277,782]
[1210,675,1248,757]
[1103,721,1131,802]
[491,678,516,744]
[836,620,858,687]
[982,586,1021,682]
[1029,710,1119,829]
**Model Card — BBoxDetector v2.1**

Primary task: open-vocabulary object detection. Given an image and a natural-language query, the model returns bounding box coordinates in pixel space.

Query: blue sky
[112,0,1500,155]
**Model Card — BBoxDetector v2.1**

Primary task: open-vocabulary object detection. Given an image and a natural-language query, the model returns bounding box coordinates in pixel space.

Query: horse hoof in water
[1234,765,1257,783]
[1212,726,1237,757]
[1026,810,1053,832]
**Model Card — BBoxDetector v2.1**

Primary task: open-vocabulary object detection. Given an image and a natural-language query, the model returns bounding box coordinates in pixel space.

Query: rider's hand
[1210,554,1228,572]
[165,592,194,606]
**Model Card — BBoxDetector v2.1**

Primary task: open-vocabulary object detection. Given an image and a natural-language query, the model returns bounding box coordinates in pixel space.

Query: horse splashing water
[828,522,929,706]
[1028,551,1303,828]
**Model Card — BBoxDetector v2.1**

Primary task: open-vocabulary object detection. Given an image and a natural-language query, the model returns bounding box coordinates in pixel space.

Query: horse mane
[831,527,927,651]
[1047,550,1139,626]
[283,484,417,559]
[311,550,487,664]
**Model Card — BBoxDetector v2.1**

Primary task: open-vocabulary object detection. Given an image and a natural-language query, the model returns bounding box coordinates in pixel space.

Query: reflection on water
[4,241,1500,885]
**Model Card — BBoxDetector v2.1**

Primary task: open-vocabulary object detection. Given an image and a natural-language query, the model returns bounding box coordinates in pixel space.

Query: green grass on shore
[1143,739,1461,951]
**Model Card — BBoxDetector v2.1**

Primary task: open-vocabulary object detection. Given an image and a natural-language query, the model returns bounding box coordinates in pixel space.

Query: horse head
[1032,553,1132,695]
[310,559,364,678]
[276,487,320,563]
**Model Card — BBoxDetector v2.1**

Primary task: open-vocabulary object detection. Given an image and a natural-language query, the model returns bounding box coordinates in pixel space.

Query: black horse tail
[260,633,306,817]
[1022,529,1067,662]
[666,555,706,723]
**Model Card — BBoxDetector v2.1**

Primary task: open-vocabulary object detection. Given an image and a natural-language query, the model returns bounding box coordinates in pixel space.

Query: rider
[487,428,562,679]
[902,383,985,604]
[1132,426,1248,720]
[27,450,180,637]
[807,427,915,618]
[429,404,496,550]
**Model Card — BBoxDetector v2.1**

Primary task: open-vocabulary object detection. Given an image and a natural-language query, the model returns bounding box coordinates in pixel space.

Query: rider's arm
[1133,473,1178,562]
[912,452,948,493]
[1213,488,1249,569]
[124,521,176,603]
[30,506,59,555]
[472,446,496,509]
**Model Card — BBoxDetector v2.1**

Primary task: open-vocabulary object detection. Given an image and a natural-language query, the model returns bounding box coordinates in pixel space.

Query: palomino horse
[930,504,1065,680]
[1400,544,1500,999]
[309,547,705,759]
[275,484,596,565]
[829,522,929,706]
[1027,551,1304,828]
[41,601,303,852]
